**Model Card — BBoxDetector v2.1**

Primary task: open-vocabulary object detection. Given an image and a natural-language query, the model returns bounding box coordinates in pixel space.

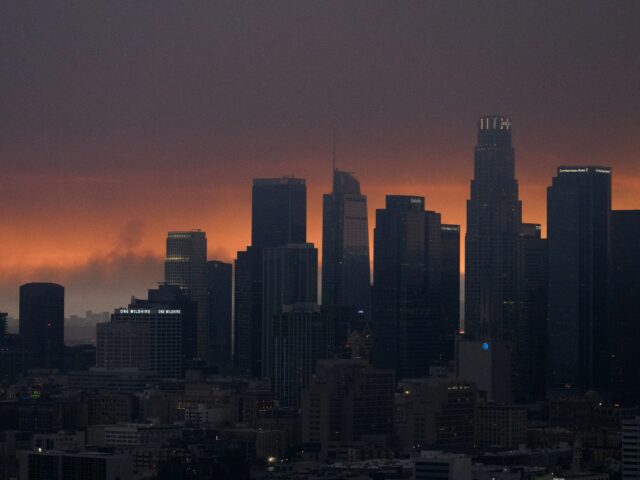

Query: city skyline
[2,1,640,317]
[0,128,635,318]
[2,4,640,478]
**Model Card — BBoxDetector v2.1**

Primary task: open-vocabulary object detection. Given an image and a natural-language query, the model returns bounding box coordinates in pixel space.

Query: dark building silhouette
[206,260,233,369]
[440,224,461,363]
[251,177,306,249]
[373,195,453,379]
[19,283,65,370]
[456,336,512,403]
[465,115,522,342]
[131,284,197,368]
[97,307,182,378]
[272,303,332,408]
[328,306,368,359]
[234,248,256,375]
[262,243,318,379]
[609,210,640,405]
[547,166,611,393]
[373,196,430,379]
[321,169,371,314]
[164,231,208,362]
[302,359,395,461]
[235,177,307,377]
[515,223,548,402]
[424,210,448,366]
[395,377,476,452]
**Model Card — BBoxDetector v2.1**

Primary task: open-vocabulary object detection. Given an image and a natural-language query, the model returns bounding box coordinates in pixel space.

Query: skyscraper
[206,260,232,369]
[516,223,548,402]
[609,210,640,405]
[234,177,307,377]
[19,283,65,370]
[321,169,371,314]
[130,284,197,368]
[465,115,522,341]
[373,195,429,379]
[164,231,207,362]
[251,177,306,249]
[272,303,331,408]
[424,210,446,366]
[234,248,257,375]
[97,307,182,378]
[262,243,318,379]
[547,166,611,393]
[440,224,461,362]
[372,196,453,378]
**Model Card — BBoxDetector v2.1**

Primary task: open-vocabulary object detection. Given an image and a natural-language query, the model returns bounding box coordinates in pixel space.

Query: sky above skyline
[1,1,639,316]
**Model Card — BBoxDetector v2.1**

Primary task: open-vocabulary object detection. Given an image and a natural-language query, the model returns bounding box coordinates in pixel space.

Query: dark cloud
[0,221,163,316]
[2,1,639,177]
[117,219,146,251]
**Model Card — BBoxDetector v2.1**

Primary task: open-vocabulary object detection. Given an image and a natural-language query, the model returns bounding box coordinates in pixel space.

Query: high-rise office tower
[609,210,640,405]
[465,116,522,341]
[234,248,256,375]
[19,283,65,370]
[322,169,371,314]
[262,243,318,378]
[251,177,306,249]
[235,177,307,377]
[516,223,548,402]
[424,210,447,366]
[97,307,182,378]
[440,224,461,363]
[130,284,197,368]
[373,195,453,379]
[272,303,332,408]
[206,261,232,369]
[373,195,429,379]
[164,231,208,362]
[547,166,611,393]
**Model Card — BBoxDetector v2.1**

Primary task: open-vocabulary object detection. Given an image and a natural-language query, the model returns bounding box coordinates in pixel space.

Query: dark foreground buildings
[19,282,65,370]
[547,166,611,393]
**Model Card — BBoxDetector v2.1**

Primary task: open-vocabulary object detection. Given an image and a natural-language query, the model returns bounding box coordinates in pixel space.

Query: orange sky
[2,146,639,317]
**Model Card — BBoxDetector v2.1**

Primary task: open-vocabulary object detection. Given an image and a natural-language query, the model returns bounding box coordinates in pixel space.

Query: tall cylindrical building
[19,282,65,370]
